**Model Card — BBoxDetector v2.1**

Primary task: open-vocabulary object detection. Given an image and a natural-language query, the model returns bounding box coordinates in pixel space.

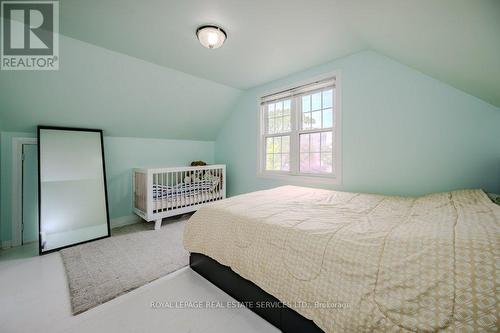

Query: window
[258,75,341,183]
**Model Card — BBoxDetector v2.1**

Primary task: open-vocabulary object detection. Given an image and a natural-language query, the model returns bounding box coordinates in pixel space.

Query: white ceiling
[58,0,500,107]
[59,0,364,89]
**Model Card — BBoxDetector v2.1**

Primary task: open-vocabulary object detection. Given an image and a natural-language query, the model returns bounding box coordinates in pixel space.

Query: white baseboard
[110,214,142,229]
[1,240,12,250]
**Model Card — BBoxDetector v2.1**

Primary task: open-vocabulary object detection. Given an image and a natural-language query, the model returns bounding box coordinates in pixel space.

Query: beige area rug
[60,216,190,314]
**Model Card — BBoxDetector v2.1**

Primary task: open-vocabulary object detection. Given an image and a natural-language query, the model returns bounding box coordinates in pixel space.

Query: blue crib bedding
[152,179,218,200]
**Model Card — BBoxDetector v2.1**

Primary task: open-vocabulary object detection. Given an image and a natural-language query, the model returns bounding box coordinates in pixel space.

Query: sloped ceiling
[342,0,500,109]
[58,0,500,107]
[0,35,241,140]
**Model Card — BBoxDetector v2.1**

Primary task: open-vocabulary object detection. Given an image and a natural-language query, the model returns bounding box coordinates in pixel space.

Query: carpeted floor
[60,215,190,314]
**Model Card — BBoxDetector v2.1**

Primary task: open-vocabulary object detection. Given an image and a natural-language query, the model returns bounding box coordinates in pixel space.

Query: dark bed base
[190,253,324,333]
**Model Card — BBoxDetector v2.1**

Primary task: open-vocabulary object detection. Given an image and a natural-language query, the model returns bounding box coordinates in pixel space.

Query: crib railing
[133,165,226,222]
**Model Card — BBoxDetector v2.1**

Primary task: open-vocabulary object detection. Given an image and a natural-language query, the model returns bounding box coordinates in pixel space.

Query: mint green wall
[2,50,499,242]
[104,136,214,219]
[1,33,227,243]
[0,132,214,242]
[215,51,500,197]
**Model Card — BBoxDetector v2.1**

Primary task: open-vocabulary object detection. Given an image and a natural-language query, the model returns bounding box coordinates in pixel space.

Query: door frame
[11,137,37,247]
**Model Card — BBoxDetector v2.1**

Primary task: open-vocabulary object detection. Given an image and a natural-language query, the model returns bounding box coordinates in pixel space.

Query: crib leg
[154,219,162,230]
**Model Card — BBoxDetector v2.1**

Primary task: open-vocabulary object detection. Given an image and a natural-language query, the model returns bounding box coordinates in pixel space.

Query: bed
[133,165,225,229]
[183,185,499,332]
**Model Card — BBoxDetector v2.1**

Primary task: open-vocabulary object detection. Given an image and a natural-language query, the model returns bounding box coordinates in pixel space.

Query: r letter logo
[1,1,59,70]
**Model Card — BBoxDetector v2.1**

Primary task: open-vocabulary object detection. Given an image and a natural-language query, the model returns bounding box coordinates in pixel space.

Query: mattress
[183,185,499,332]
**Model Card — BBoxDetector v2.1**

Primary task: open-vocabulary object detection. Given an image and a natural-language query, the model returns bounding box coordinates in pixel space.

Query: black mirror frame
[37,125,111,255]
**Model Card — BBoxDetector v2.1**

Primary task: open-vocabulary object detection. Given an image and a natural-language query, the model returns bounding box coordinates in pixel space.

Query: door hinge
[21,153,25,161]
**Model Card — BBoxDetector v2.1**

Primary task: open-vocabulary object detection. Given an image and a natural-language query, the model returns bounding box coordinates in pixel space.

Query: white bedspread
[183,186,499,332]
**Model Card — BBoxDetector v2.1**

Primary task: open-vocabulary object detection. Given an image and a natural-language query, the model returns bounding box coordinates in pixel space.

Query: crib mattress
[183,185,500,332]
[153,190,223,212]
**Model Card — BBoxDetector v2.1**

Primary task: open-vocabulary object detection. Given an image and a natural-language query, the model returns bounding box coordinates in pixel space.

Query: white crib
[133,165,226,230]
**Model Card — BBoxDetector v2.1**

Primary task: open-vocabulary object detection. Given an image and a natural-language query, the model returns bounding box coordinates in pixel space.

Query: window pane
[311,93,321,110]
[302,112,312,129]
[322,89,333,108]
[281,153,290,171]
[282,136,290,153]
[311,111,321,129]
[266,154,273,170]
[268,103,275,118]
[266,100,290,134]
[300,153,310,172]
[273,154,281,170]
[268,117,275,134]
[310,153,321,172]
[282,115,290,132]
[273,136,281,153]
[310,132,321,152]
[300,134,309,152]
[275,117,282,133]
[265,136,290,172]
[275,102,283,117]
[266,137,274,153]
[320,153,333,173]
[283,100,291,115]
[322,108,333,128]
[321,132,332,152]
[302,95,311,112]
[263,84,336,176]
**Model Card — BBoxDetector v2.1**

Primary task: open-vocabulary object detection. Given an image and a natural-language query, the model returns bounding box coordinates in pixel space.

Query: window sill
[257,171,341,185]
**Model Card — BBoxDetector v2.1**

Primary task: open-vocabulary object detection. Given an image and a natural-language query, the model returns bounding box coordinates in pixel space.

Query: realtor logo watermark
[1,0,59,70]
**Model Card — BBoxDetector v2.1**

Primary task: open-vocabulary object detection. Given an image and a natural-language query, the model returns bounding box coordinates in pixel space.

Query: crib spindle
[189,170,193,206]
[198,171,201,204]
[180,171,183,207]
[161,172,165,212]
[133,165,226,229]
[168,172,172,211]
[182,171,186,207]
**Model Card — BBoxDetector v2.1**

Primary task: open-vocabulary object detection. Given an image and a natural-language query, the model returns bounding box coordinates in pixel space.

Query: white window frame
[257,71,342,185]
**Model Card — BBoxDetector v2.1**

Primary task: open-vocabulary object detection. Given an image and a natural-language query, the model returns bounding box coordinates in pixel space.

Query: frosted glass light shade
[196,25,227,49]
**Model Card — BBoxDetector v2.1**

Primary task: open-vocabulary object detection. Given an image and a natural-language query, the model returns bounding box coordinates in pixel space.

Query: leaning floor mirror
[38,126,110,254]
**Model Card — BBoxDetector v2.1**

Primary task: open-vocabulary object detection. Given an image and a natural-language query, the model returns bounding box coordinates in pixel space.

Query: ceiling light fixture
[196,25,227,49]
